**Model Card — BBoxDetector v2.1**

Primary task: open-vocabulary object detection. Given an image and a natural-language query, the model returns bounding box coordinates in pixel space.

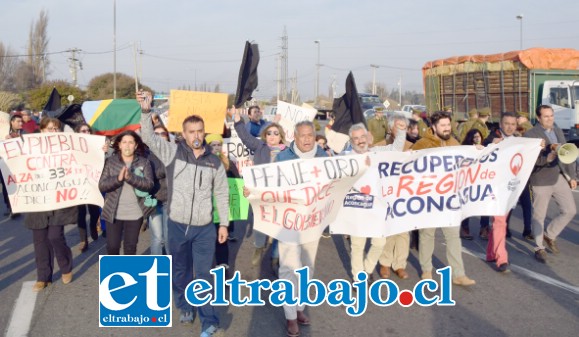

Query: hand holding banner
[243,155,368,244]
[0,133,106,212]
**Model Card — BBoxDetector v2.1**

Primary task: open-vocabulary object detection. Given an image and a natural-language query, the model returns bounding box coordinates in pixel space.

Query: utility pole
[280,27,289,101]
[133,42,139,92]
[516,14,524,50]
[68,48,82,87]
[276,54,281,101]
[398,74,402,107]
[314,40,321,106]
[370,64,379,95]
[113,0,117,98]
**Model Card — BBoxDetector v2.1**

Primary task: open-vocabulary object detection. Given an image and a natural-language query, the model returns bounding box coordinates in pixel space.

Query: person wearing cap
[367,107,389,145]
[205,133,240,271]
[471,107,491,139]
[411,109,429,138]
[458,108,478,142]
[516,111,533,135]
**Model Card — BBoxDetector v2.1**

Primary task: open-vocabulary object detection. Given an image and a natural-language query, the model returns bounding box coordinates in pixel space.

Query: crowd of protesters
[1,97,575,337]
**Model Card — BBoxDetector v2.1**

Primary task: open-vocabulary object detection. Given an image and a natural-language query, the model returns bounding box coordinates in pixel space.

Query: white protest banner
[277,101,317,141]
[325,127,350,154]
[222,121,254,175]
[0,111,10,138]
[244,155,368,244]
[331,138,542,237]
[0,133,106,212]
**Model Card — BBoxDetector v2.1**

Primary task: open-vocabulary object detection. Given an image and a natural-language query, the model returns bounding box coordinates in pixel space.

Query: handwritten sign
[213,178,249,223]
[331,138,542,237]
[244,155,368,244]
[277,101,318,141]
[0,133,106,212]
[0,111,10,138]
[168,90,227,134]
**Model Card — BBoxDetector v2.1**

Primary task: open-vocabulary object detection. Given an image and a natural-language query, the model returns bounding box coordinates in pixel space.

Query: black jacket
[24,206,79,230]
[98,153,154,223]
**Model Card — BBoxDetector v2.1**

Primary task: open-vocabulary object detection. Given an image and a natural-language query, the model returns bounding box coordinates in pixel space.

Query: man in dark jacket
[138,91,229,337]
[524,105,576,263]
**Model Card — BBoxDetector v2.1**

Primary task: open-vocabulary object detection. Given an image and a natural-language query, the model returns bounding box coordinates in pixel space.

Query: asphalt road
[1,191,578,337]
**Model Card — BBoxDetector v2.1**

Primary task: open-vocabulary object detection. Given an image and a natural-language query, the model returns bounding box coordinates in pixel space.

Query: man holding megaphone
[524,105,577,263]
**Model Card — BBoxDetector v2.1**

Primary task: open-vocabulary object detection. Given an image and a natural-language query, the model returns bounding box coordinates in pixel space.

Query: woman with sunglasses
[25,118,78,291]
[72,124,102,252]
[233,108,287,273]
[99,130,154,255]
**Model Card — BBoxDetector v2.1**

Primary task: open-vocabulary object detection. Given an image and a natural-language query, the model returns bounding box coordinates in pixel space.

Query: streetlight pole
[370,64,379,95]
[516,14,524,50]
[113,0,117,98]
[314,40,320,106]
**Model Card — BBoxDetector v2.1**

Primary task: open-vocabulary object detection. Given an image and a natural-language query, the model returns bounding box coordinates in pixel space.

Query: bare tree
[26,9,50,87]
[0,43,18,91]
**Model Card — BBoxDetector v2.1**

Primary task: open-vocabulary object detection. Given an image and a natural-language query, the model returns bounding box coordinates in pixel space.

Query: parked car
[359,93,386,111]
[401,105,426,113]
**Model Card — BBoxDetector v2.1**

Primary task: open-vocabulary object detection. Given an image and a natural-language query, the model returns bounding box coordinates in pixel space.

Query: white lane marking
[5,281,38,337]
[461,247,579,295]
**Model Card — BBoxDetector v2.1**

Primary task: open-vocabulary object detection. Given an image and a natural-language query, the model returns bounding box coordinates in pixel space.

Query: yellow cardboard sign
[168,90,227,134]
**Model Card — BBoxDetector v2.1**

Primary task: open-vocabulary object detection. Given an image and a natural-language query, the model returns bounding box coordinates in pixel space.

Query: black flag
[44,104,86,130]
[331,72,365,135]
[234,41,260,108]
[43,87,62,113]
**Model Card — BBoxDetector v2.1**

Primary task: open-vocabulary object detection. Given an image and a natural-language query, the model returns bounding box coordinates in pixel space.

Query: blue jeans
[149,204,169,255]
[169,219,219,330]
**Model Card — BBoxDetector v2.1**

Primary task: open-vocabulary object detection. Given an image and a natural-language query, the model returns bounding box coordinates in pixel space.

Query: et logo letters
[99,256,172,327]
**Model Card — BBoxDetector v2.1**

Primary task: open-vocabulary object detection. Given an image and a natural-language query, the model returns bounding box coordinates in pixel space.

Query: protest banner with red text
[244,155,368,244]
[331,138,542,237]
[0,133,105,212]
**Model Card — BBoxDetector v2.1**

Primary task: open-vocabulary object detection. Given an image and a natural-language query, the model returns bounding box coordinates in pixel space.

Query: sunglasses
[266,130,280,136]
[155,132,168,136]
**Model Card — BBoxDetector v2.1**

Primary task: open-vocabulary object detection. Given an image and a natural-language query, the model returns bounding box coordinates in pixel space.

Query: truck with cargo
[422,48,579,142]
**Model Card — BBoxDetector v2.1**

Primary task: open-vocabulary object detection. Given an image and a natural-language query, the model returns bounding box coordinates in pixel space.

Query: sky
[1,0,578,102]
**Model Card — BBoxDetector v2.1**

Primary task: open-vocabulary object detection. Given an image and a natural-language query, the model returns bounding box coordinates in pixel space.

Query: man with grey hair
[344,120,406,283]
[245,119,328,337]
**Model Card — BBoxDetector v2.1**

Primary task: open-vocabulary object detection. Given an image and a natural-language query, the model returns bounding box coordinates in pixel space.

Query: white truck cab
[542,80,579,136]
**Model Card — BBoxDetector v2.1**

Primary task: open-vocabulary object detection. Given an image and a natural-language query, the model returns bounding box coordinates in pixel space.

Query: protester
[7,113,23,139]
[21,110,39,133]
[411,109,429,137]
[406,119,420,144]
[99,130,154,255]
[411,111,476,286]
[74,124,101,252]
[484,112,519,272]
[138,91,229,337]
[147,125,170,255]
[524,105,576,263]
[459,129,489,240]
[234,110,285,270]
[206,133,240,271]
[244,120,327,337]
[376,115,411,279]
[25,117,77,292]
[245,105,270,137]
